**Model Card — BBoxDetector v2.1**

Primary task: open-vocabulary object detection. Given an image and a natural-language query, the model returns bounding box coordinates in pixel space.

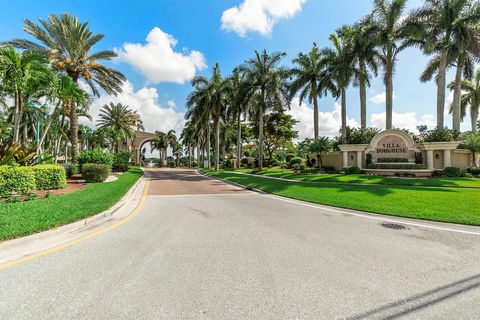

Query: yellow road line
[0,178,151,271]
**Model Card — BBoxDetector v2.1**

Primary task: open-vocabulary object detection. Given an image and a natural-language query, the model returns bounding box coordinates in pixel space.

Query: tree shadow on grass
[347,274,480,319]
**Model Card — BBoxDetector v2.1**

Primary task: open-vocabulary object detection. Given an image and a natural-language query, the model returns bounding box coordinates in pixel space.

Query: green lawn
[0,167,144,241]
[205,170,480,226]
[235,168,480,188]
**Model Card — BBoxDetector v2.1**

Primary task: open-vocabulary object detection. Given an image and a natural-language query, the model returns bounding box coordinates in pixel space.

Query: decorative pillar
[356,151,363,169]
[426,150,434,170]
[342,151,349,168]
[476,154,480,168]
[443,149,451,168]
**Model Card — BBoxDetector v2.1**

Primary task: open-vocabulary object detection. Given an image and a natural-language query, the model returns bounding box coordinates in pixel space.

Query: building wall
[322,152,342,170]
[452,150,473,169]
[433,151,444,170]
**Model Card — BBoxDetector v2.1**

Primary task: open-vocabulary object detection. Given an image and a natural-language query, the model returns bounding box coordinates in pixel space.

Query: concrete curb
[0,172,148,266]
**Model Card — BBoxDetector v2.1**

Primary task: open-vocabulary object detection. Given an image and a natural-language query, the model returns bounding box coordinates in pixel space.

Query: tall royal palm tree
[239,50,290,169]
[0,46,51,142]
[188,64,229,170]
[322,28,363,144]
[415,0,480,130]
[97,102,136,152]
[8,13,126,163]
[226,68,249,167]
[371,0,420,129]
[352,16,380,129]
[448,68,480,134]
[290,43,332,139]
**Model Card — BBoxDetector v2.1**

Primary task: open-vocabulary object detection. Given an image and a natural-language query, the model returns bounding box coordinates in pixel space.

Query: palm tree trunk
[258,102,265,169]
[313,95,319,140]
[69,99,79,164]
[13,86,21,143]
[341,88,347,144]
[452,54,464,132]
[359,61,367,129]
[207,123,211,168]
[237,112,242,168]
[436,49,448,129]
[386,70,394,130]
[214,116,220,171]
[472,108,478,134]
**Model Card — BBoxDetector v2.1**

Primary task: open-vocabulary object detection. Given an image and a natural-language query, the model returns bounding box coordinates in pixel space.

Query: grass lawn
[205,170,480,226]
[0,167,144,241]
[236,168,480,188]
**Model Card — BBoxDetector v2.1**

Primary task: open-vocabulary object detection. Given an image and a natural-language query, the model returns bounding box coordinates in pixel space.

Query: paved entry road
[1,168,480,319]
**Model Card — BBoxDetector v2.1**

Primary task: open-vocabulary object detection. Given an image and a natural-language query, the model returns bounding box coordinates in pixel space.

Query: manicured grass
[0,167,144,241]
[236,168,480,189]
[205,170,480,226]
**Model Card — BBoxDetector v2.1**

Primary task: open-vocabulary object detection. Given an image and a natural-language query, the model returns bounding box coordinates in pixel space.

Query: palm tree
[448,69,480,134]
[188,64,229,170]
[415,0,480,130]
[352,17,380,129]
[226,68,249,167]
[151,131,167,167]
[8,13,126,164]
[321,28,363,143]
[371,0,420,129]
[239,50,290,169]
[165,129,177,167]
[97,102,136,152]
[0,46,51,143]
[290,43,330,139]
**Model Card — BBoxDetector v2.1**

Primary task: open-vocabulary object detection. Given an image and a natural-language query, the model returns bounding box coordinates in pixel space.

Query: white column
[356,151,363,169]
[342,151,349,168]
[426,150,434,170]
[443,149,451,168]
[476,154,480,168]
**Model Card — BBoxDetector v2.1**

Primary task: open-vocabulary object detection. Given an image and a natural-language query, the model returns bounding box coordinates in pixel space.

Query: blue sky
[0,0,466,139]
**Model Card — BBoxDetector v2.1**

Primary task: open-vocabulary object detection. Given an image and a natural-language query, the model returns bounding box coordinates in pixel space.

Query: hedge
[367,163,426,169]
[0,165,67,197]
[0,166,36,197]
[33,165,67,190]
[79,149,114,170]
[82,163,111,183]
[377,158,409,163]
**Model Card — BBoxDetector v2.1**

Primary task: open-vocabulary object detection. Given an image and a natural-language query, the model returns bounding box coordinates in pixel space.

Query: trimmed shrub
[241,157,255,168]
[342,166,361,174]
[63,163,79,178]
[288,157,304,168]
[113,151,131,172]
[321,166,337,174]
[367,163,426,169]
[286,153,296,162]
[33,165,67,190]
[81,163,111,183]
[292,163,306,172]
[377,158,409,163]
[466,167,480,176]
[79,149,114,170]
[0,166,36,197]
[443,167,466,177]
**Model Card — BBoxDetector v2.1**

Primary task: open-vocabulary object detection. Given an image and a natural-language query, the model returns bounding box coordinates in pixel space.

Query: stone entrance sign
[367,130,417,163]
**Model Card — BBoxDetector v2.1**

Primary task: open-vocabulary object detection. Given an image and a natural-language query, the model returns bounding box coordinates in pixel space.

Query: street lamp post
[27,101,50,158]
[282,134,285,172]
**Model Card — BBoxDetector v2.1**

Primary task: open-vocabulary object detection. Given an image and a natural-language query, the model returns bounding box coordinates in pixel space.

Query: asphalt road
[1,168,480,319]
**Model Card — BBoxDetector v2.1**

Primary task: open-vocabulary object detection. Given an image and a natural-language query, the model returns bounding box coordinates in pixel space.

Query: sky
[0,0,473,147]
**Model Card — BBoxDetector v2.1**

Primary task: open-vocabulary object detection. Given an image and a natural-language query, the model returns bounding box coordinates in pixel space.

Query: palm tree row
[182,0,480,171]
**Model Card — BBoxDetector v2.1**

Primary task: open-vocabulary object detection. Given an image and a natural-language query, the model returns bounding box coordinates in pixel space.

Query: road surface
[1,168,480,319]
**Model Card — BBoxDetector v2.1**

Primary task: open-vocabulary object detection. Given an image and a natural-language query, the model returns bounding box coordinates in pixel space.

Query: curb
[0,171,149,268]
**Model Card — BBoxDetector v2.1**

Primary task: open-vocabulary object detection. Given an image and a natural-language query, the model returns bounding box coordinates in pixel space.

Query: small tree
[462,133,480,167]
[308,136,331,167]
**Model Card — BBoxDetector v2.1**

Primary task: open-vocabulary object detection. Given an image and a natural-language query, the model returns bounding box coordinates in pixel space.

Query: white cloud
[115,27,207,84]
[221,0,306,37]
[286,98,358,140]
[370,111,436,133]
[80,81,185,137]
[369,91,396,104]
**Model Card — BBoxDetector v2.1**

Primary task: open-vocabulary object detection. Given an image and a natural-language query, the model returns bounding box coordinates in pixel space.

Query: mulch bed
[34,174,87,198]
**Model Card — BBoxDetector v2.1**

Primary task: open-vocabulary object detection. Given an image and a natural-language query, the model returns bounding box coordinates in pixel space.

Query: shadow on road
[347,274,480,319]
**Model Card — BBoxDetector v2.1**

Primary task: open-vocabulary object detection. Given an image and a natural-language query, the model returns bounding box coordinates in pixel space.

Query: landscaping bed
[0,167,143,241]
